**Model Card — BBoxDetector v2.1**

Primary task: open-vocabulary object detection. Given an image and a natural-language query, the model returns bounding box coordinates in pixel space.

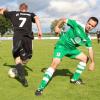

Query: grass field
[0,39,100,100]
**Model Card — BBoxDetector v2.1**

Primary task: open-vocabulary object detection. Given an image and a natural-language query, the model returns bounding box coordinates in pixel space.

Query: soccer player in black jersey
[96,30,100,43]
[0,3,42,87]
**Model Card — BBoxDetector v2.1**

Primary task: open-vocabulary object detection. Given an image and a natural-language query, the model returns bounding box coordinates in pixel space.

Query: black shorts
[12,36,33,60]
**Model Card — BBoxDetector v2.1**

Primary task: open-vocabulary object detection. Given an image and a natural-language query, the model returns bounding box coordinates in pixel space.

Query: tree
[0,15,12,36]
[50,19,65,36]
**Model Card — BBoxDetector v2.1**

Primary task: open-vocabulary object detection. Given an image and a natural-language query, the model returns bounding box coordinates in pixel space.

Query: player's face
[85,19,97,33]
[19,5,28,12]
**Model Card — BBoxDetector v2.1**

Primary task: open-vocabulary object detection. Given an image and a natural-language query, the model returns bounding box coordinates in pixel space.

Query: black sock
[15,63,25,79]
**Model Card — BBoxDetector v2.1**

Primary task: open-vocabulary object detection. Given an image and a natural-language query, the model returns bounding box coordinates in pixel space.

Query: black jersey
[4,11,36,39]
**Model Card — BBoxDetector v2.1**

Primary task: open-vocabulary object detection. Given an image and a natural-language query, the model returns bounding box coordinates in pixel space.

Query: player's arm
[0,8,7,15]
[85,37,95,71]
[34,16,42,39]
[55,18,66,34]
[88,47,95,71]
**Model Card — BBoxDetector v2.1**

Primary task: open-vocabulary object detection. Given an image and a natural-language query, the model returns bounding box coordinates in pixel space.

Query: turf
[0,39,100,100]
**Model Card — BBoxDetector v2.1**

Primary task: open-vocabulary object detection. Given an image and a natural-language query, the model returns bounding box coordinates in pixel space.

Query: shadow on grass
[3,63,33,76]
[3,63,34,86]
[41,68,73,78]
[40,68,73,89]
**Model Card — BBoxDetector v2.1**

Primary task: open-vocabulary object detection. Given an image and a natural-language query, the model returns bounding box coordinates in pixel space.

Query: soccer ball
[8,68,18,78]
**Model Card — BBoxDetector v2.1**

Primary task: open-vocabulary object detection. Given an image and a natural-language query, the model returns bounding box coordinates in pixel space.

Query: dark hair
[88,17,99,26]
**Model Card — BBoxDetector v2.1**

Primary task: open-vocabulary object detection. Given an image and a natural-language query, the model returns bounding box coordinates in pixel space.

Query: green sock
[38,67,55,90]
[71,62,86,81]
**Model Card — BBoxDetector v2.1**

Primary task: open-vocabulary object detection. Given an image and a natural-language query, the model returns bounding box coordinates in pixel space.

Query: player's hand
[0,8,7,11]
[38,32,42,39]
[0,8,8,14]
[0,8,4,11]
[0,8,4,14]
[88,62,95,71]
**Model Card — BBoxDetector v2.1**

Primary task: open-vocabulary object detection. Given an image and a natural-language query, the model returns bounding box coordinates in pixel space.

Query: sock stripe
[77,65,85,70]
[72,62,86,81]
[44,74,51,79]
[43,77,49,82]
[45,71,53,77]
[38,67,55,90]
[76,70,82,74]
[79,62,86,66]
[77,68,83,71]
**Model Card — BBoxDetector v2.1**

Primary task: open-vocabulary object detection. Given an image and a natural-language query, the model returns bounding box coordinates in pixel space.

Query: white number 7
[19,17,26,27]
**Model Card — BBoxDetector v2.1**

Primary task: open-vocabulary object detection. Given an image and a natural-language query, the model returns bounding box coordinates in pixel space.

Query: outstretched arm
[88,47,95,71]
[0,8,7,15]
[34,16,42,39]
[55,18,66,34]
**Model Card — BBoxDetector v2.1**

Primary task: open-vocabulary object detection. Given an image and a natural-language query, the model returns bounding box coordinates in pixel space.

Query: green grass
[0,39,100,100]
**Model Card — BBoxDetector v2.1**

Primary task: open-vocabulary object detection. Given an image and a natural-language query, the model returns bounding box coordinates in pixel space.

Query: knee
[15,57,22,64]
[83,56,89,63]
[51,58,61,69]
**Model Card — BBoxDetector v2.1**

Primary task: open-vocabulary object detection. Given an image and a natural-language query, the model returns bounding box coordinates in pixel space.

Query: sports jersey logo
[71,37,81,44]
[74,37,81,44]
[19,17,26,27]
[83,39,86,41]
[16,13,19,16]
[56,52,61,57]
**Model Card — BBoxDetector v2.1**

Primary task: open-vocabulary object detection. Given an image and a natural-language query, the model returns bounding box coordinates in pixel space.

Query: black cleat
[21,78,28,87]
[18,76,28,87]
[35,90,43,96]
[70,79,85,85]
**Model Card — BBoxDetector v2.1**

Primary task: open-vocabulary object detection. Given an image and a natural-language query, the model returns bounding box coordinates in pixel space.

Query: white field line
[0,36,97,40]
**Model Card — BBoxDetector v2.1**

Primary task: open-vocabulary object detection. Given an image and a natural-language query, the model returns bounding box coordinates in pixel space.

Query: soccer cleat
[35,90,43,96]
[22,59,29,65]
[70,79,85,85]
[18,75,28,87]
[21,78,28,87]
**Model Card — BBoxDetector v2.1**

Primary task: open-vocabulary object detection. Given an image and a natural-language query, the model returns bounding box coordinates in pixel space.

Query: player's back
[4,11,36,37]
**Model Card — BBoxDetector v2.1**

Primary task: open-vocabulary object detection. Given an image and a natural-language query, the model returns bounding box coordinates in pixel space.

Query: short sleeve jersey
[4,11,36,38]
[56,19,92,49]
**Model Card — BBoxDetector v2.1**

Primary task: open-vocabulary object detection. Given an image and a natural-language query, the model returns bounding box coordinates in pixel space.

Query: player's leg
[97,35,98,43]
[35,58,61,96]
[70,52,88,84]
[13,39,28,87]
[15,56,28,87]
[21,37,32,64]
[35,45,65,96]
[97,34,100,43]
[98,35,100,43]
[17,37,33,86]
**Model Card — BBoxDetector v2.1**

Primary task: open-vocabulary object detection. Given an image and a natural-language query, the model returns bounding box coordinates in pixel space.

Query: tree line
[0,15,12,36]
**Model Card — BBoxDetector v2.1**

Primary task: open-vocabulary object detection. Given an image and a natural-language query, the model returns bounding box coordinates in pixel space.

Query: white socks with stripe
[71,62,86,81]
[38,67,55,90]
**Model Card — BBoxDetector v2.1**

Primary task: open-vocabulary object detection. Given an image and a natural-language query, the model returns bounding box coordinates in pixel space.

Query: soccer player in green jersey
[35,17,98,96]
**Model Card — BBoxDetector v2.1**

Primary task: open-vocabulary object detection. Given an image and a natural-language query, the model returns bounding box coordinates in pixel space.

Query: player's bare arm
[0,8,6,14]
[34,16,42,39]
[55,18,66,33]
[88,47,95,71]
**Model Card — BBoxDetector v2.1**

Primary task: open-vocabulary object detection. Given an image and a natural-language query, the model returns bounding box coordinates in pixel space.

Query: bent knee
[76,53,88,63]
[51,58,61,69]
[15,57,22,64]
[82,56,89,63]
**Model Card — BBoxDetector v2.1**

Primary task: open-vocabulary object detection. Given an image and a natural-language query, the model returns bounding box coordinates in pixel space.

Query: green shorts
[53,45,81,59]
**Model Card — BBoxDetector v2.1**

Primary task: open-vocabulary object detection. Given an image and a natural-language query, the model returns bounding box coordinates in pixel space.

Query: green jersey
[56,19,92,50]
